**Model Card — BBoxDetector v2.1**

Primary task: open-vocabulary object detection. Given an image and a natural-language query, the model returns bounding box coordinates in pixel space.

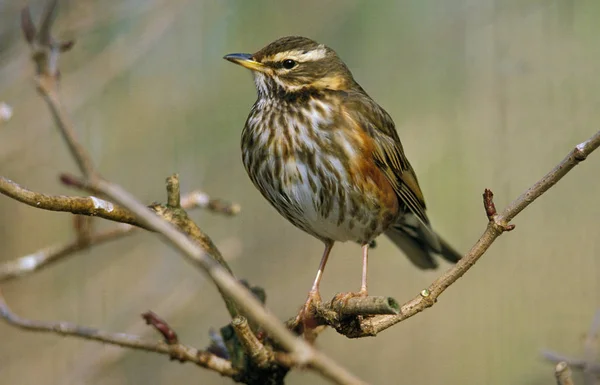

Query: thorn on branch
[142,311,179,346]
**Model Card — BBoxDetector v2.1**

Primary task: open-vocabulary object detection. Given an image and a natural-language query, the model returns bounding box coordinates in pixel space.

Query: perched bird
[224,36,461,322]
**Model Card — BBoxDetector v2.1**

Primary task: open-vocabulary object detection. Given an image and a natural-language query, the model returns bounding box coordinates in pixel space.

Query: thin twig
[542,310,600,383]
[0,224,131,282]
[543,351,588,370]
[0,287,238,377]
[22,2,92,177]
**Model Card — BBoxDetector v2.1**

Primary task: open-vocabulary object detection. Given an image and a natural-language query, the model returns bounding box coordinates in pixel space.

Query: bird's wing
[343,90,429,224]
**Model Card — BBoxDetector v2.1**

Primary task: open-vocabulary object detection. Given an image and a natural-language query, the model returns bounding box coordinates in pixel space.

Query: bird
[224,36,461,326]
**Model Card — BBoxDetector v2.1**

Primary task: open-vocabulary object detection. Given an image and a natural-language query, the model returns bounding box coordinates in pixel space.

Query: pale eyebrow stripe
[267,45,328,63]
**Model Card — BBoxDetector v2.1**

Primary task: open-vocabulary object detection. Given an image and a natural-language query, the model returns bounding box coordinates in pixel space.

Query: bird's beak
[223,53,265,72]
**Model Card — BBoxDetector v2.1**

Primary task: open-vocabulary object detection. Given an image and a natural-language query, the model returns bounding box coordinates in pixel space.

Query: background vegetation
[1,0,599,384]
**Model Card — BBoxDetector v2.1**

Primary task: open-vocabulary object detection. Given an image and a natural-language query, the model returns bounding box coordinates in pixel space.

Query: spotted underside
[242,87,400,244]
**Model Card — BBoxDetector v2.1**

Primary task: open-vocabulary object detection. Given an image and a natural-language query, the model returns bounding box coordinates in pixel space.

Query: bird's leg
[294,241,334,332]
[359,242,369,295]
[331,243,370,308]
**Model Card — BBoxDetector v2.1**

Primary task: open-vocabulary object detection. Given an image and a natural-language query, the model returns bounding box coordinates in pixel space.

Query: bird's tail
[384,214,461,270]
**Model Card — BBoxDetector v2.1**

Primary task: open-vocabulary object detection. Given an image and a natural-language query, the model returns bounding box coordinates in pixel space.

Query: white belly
[252,155,385,244]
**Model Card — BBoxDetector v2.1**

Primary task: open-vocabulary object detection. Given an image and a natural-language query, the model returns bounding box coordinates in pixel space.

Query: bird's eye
[282,59,297,69]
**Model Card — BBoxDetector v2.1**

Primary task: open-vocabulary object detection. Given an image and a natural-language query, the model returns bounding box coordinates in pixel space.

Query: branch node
[231,316,273,368]
[483,189,515,232]
[575,141,589,161]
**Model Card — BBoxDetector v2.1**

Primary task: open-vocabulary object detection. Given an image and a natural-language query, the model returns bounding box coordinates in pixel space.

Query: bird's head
[224,36,355,98]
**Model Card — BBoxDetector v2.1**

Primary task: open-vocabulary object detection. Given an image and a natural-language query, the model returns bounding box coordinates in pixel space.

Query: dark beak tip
[223,53,253,62]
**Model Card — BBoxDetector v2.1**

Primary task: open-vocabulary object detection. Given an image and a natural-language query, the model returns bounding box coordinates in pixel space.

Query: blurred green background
[1,0,599,384]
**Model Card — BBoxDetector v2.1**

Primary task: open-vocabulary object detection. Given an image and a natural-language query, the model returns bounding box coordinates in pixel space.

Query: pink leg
[296,241,334,332]
[360,243,369,295]
[310,241,334,294]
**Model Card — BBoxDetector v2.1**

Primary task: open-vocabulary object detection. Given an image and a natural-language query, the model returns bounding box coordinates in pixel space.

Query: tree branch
[0,176,239,230]
[0,287,239,378]
[0,189,232,283]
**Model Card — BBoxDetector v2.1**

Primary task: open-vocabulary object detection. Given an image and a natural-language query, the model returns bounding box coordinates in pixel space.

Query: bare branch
[0,176,142,227]
[543,351,588,370]
[0,224,131,282]
[0,190,229,283]
[20,7,36,44]
[37,0,59,47]
[0,288,239,378]
[0,176,239,231]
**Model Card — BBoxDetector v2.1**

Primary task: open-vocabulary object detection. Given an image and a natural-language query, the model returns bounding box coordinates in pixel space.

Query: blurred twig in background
[556,362,577,385]
[543,310,600,385]
[1,1,600,385]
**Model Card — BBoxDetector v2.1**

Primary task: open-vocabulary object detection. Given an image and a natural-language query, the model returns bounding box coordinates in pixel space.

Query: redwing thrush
[225,36,461,321]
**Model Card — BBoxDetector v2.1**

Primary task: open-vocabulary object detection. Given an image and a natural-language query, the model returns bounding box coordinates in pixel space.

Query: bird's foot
[291,290,323,341]
[331,289,368,307]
